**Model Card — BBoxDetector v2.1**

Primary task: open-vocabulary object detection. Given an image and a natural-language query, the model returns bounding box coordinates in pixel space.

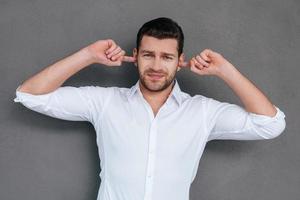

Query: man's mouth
[147,73,164,80]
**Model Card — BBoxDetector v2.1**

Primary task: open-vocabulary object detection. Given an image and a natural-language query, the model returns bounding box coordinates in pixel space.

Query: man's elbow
[264,118,287,139]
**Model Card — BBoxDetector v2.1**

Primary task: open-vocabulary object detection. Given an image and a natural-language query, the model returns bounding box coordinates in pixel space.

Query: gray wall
[1,0,299,199]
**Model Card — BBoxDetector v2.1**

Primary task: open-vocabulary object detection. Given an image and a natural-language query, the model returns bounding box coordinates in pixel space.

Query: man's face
[133,35,184,92]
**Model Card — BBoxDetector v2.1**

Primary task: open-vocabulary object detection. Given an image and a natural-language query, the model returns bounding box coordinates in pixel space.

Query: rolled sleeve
[13,85,114,123]
[205,97,286,142]
[248,105,286,138]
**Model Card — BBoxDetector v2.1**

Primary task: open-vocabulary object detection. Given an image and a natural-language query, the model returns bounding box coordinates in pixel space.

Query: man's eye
[164,56,172,60]
[143,54,152,57]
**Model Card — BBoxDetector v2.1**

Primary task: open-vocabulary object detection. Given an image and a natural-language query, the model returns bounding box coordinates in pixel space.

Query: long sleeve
[13,85,114,124]
[205,97,286,142]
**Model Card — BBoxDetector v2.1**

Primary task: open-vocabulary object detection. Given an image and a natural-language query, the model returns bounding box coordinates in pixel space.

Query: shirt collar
[127,78,183,106]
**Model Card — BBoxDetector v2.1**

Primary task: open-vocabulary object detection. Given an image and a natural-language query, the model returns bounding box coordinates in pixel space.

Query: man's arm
[14,39,135,122]
[188,49,277,116]
[182,49,286,141]
[18,39,129,94]
[216,60,277,117]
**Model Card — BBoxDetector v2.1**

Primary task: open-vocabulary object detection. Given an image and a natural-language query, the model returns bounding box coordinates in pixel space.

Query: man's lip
[147,73,164,77]
[147,73,164,80]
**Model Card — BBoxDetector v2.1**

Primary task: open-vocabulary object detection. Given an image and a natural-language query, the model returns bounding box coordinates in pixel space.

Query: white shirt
[13,79,286,200]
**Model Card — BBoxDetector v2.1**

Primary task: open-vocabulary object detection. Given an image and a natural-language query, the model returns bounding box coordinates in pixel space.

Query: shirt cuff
[248,105,286,126]
[13,85,44,103]
[13,85,24,103]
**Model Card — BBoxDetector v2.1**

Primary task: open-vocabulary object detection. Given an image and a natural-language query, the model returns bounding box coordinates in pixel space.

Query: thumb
[122,56,136,63]
[178,61,189,68]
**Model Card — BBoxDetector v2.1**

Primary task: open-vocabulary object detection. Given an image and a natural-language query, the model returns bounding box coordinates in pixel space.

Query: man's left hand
[179,49,234,77]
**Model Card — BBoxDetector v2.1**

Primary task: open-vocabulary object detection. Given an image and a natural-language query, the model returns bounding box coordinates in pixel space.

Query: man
[14,17,286,200]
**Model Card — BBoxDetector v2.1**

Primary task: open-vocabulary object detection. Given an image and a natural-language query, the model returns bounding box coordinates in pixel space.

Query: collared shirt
[13,79,286,200]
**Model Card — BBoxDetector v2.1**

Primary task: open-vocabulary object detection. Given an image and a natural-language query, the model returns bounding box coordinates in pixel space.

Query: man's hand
[86,39,136,66]
[179,49,234,77]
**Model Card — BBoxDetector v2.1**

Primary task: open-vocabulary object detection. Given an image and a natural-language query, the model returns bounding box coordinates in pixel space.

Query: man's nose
[152,57,163,70]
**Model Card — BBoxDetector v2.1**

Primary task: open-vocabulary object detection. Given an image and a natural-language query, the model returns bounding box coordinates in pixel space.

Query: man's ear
[133,48,138,66]
[177,53,185,72]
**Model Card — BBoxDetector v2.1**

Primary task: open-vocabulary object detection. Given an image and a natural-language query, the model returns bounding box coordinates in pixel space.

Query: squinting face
[133,35,183,92]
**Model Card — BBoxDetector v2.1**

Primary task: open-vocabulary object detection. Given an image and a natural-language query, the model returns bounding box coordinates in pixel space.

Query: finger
[107,46,122,58]
[190,64,205,75]
[178,61,189,68]
[195,55,209,67]
[110,49,125,61]
[193,58,204,70]
[194,61,204,70]
[200,49,214,62]
[189,59,195,69]
[106,59,122,67]
[105,40,117,55]
[107,46,121,58]
[122,56,136,62]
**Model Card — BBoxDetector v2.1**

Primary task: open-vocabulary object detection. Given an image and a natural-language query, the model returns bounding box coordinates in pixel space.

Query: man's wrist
[78,47,96,66]
[216,63,238,81]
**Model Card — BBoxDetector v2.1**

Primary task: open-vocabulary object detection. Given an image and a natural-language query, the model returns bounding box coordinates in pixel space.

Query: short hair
[136,17,184,56]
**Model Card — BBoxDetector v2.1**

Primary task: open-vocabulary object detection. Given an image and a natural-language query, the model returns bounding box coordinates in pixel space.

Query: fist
[180,49,232,76]
[86,39,135,66]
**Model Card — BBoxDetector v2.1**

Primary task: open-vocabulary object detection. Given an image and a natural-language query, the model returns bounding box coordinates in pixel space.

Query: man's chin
[142,79,173,92]
[144,83,164,92]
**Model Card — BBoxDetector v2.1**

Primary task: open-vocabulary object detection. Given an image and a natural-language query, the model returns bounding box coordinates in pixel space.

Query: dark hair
[136,17,184,56]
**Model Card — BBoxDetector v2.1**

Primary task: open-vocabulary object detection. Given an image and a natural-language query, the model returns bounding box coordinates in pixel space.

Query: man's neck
[139,80,175,107]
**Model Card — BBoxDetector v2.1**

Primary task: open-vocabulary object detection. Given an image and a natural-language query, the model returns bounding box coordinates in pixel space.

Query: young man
[14,17,286,200]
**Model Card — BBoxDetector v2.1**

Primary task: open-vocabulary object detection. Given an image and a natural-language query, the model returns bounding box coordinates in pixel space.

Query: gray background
[1,0,299,199]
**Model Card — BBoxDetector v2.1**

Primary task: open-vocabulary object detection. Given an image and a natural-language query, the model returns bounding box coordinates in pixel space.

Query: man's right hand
[85,39,136,66]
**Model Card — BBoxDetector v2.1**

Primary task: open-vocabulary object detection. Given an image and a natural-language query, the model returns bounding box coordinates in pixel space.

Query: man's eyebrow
[140,50,176,57]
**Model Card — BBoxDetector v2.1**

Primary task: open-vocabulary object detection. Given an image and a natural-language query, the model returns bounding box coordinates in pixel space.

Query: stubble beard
[138,66,176,93]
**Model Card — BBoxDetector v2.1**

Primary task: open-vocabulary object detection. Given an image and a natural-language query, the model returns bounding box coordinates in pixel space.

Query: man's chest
[98,100,208,158]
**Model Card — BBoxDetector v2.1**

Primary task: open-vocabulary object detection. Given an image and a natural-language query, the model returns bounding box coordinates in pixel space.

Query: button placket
[144,120,158,200]
[138,89,169,200]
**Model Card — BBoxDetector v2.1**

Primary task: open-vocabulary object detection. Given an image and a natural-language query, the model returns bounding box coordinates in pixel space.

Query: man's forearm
[216,64,277,117]
[18,47,94,95]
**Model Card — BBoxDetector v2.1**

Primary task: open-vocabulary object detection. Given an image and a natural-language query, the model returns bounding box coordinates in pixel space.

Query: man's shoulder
[91,85,131,97]
[71,85,123,98]
[182,92,209,102]
[78,85,128,91]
